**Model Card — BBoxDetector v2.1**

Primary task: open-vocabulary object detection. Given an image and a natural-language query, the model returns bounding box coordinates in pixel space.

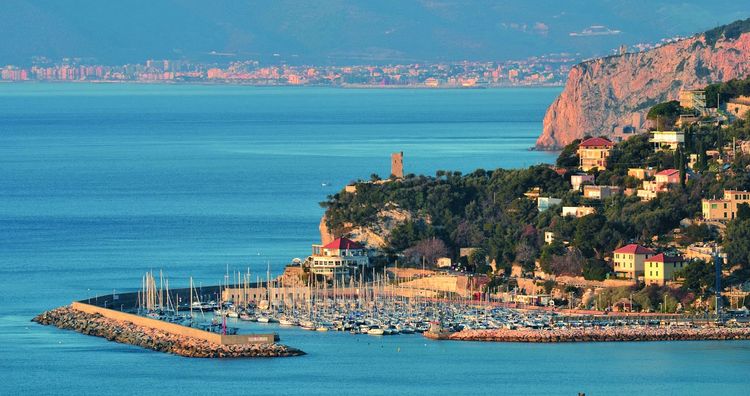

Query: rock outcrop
[537,23,750,149]
[33,306,305,358]
[320,206,412,249]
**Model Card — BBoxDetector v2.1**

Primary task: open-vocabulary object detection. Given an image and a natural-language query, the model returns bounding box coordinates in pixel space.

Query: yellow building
[627,168,656,180]
[679,89,706,113]
[612,244,656,280]
[577,137,614,171]
[644,253,687,286]
[702,190,750,221]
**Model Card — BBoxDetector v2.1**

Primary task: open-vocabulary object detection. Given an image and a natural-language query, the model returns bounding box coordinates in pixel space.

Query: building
[537,197,562,212]
[391,152,404,179]
[577,137,614,171]
[650,130,684,152]
[702,190,750,221]
[644,253,687,286]
[436,257,452,268]
[612,244,656,280]
[627,168,656,180]
[583,185,621,200]
[637,169,682,201]
[726,96,750,119]
[544,231,555,245]
[308,237,369,277]
[679,89,706,114]
[561,206,596,218]
[570,174,595,191]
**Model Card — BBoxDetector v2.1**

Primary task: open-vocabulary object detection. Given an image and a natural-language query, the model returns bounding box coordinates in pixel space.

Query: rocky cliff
[537,23,750,149]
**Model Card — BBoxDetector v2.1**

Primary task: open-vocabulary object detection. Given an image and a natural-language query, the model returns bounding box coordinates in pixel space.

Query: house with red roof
[644,253,688,286]
[637,168,685,201]
[308,237,369,277]
[577,137,614,171]
[612,244,656,280]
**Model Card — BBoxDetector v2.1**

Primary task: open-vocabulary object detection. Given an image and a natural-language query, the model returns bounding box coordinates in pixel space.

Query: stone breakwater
[445,326,750,343]
[33,306,305,358]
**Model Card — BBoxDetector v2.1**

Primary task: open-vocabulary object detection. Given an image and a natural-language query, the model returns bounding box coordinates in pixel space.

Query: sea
[1,84,749,395]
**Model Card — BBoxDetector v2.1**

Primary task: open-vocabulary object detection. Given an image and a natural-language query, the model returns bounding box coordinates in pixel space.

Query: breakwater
[33,306,304,358]
[441,326,750,343]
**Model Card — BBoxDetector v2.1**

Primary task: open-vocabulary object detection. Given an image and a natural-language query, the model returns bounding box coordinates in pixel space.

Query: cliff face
[537,31,750,149]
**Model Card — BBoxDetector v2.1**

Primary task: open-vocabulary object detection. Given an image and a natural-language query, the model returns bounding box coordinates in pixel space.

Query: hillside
[536,18,750,149]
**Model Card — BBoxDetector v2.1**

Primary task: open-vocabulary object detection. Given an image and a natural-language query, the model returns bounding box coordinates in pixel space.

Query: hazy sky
[2,0,748,64]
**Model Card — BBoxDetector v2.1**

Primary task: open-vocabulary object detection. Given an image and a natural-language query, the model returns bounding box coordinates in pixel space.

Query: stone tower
[391,151,404,179]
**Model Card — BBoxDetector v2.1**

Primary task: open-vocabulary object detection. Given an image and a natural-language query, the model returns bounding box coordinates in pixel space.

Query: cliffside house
[583,185,621,200]
[561,206,596,218]
[537,196,562,212]
[612,244,656,280]
[627,168,656,180]
[637,169,683,201]
[570,173,595,191]
[308,237,369,277]
[644,253,687,286]
[577,137,614,171]
[702,190,750,221]
[679,89,707,115]
[650,130,684,152]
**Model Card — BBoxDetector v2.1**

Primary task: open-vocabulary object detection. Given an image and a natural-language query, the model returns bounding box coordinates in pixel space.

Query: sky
[2,0,748,65]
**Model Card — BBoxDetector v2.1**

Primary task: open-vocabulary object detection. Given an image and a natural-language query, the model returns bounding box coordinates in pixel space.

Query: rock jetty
[444,326,750,343]
[33,306,305,358]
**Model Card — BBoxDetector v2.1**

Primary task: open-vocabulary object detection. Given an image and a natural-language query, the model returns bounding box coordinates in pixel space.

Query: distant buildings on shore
[0,56,577,87]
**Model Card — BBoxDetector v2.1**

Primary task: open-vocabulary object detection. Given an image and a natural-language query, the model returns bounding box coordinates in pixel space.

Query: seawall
[33,304,304,358]
[441,326,750,343]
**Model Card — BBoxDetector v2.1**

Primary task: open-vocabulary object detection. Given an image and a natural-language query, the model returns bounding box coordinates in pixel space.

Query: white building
[308,237,369,277]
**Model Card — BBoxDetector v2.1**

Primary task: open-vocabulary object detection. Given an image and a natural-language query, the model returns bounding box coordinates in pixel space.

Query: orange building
[577,137,614,171]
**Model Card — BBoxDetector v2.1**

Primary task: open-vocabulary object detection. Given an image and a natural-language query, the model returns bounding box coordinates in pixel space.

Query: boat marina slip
[35,268,750,356]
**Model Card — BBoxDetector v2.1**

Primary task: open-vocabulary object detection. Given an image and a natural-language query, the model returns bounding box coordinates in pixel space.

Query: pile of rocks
[447,326,750,343]
[33,306,305,358]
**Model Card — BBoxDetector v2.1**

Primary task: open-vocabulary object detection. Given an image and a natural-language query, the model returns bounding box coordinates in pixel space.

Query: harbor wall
[70,302,274,345]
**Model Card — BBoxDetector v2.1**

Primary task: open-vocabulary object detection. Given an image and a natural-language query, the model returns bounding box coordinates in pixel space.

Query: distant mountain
[2,0,749,65]
[537,17,750,149]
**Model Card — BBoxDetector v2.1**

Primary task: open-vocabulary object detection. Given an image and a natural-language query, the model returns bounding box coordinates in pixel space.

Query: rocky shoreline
[33,306,305,358]
[443,326,750,343]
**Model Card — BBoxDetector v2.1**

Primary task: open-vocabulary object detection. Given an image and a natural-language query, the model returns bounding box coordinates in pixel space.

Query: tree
[583,258,610,281]
[678,261,714,297]
[402,238,448,267]
[647,101,683,130]
[725,218,750,269]
[556,139,581,168]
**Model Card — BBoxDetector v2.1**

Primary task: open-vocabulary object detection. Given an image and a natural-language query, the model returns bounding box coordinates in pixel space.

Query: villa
[577,137,614,171]
[612,244,656,280]
[644,253,688,286]
[702,190,750,221]
[307,237,370,277]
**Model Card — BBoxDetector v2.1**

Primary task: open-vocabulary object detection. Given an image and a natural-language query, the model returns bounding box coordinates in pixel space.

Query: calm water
[1,84,748,395]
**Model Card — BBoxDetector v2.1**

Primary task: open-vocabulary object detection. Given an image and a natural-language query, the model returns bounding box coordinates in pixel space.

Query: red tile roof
[579,137,614,148]
[656,169,679,176]
[323,237,364,250]
[645,253,684,263]
[613,244,656,255]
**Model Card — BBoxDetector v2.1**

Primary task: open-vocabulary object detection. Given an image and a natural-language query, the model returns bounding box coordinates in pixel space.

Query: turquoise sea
[1,84,749,395]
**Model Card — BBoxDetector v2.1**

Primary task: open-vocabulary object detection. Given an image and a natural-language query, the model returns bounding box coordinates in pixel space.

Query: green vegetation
[705,76,750,108]
[321,87,750,308]
[704,17,750,46]
[646,100,685,130]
